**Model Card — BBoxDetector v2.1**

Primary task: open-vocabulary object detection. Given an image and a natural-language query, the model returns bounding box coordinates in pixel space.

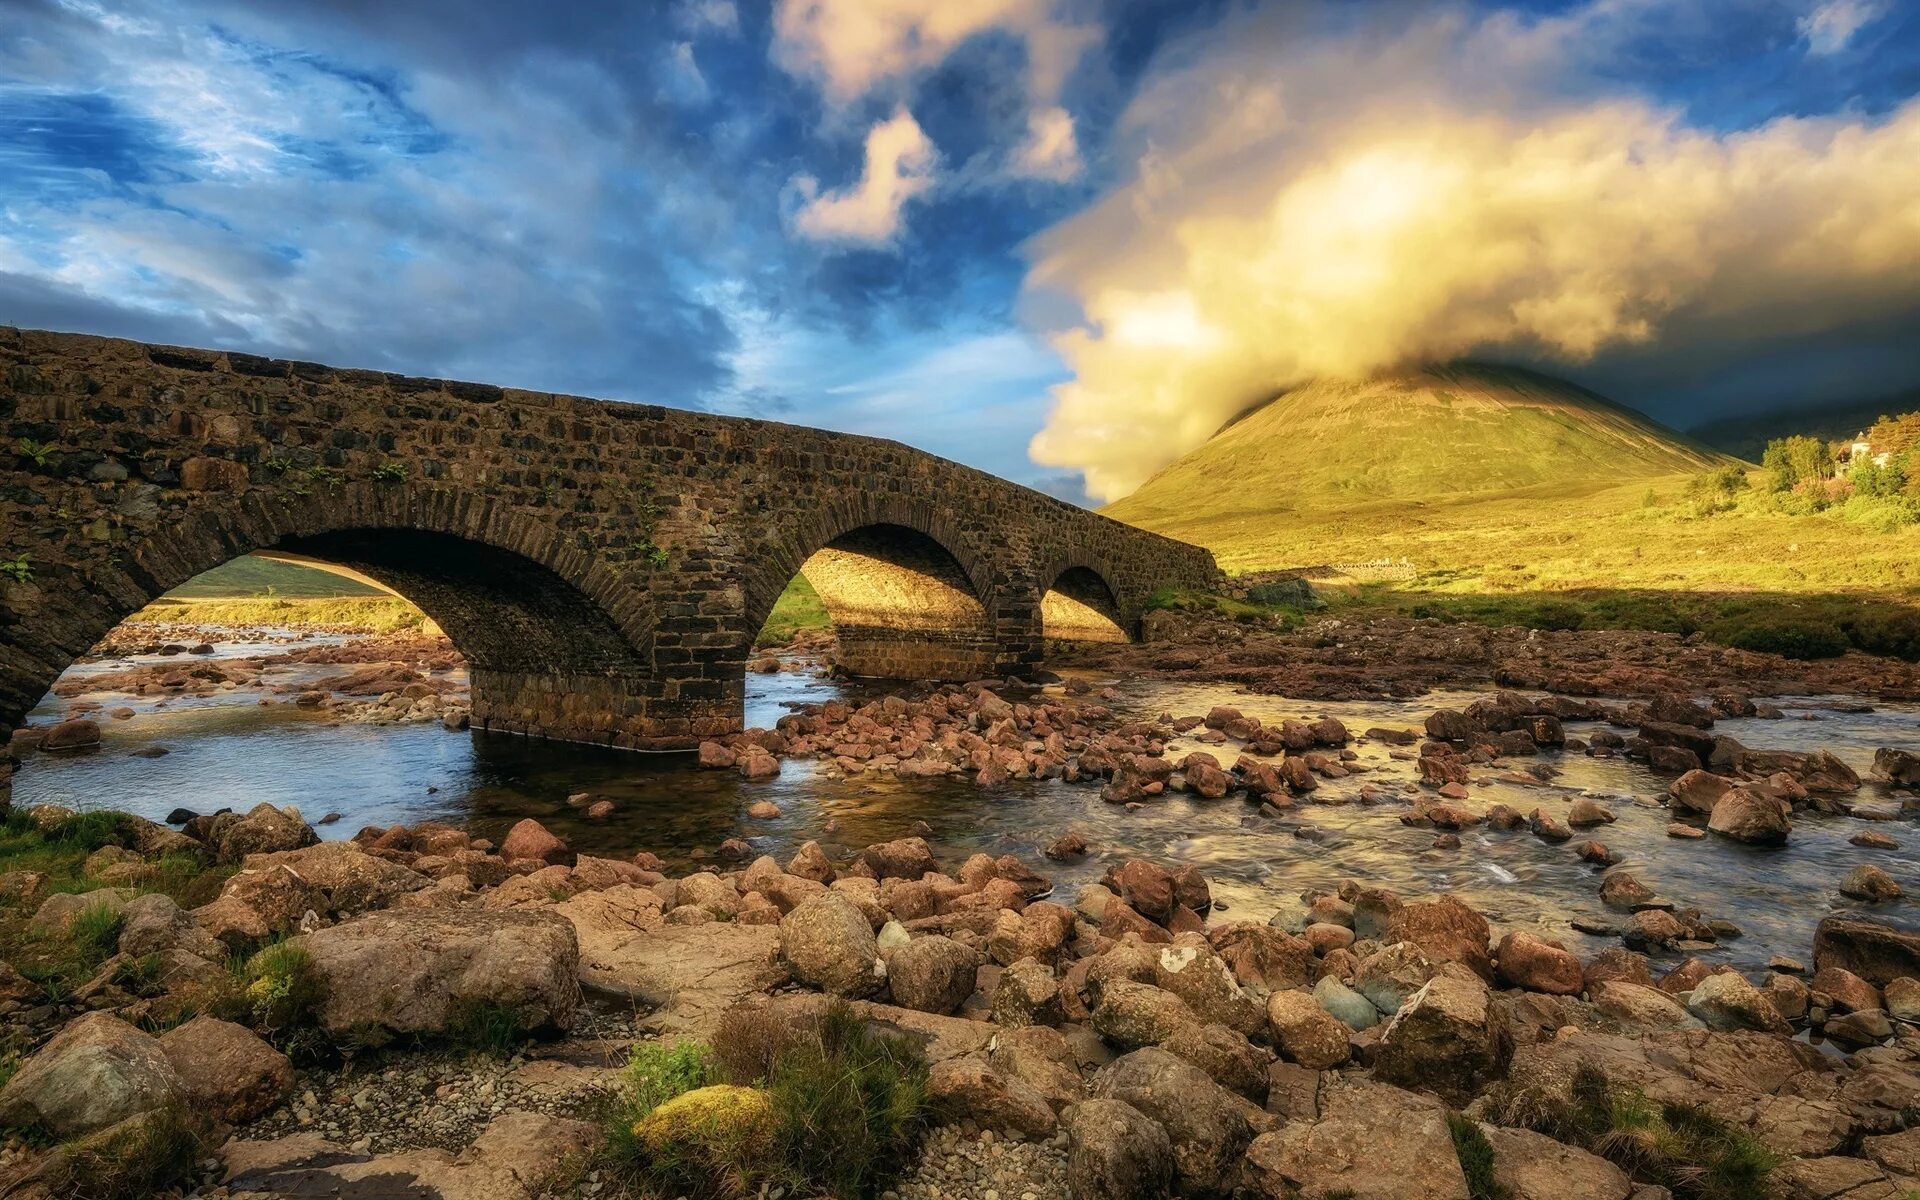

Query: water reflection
[17,654,1920,974]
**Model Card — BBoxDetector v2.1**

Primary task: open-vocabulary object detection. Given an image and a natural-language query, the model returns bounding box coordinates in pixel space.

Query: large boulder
[193,864,324,949]
[213,803,317,862]
[1707,789,1790,846]
[1266,989,1351,1069]
[116,892,222,961]
[499,819,568,866]
[1152,942,1264,1035]
[886,934,979,1015]
[1243,1078,1467,1200]
[1374,974,1510,1106]
[0,1013,181,1137]
[779,892,884,998]
[1480,1122,1633,1200]
[1088,1048,1259,1194]
[1813,917,1920,986]
[159,1017,292,1124]
[1385,895,1492,980]
[1090,980,1198,1050]
[927,1054,1057,1137]
[1065,1098,1175,1200]
[221,1110,599,1199]
[295,908,580,1038]
[859,837,937,880]
[241,842,430,914]
[1686,972,1792,1035]
[1496,931,1584,996]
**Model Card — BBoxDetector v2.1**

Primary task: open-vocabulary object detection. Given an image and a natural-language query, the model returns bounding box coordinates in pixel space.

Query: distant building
[1838,433,1890,475]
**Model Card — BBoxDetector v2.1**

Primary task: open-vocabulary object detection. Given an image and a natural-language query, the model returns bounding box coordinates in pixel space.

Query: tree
[1761,435,1832,492]
[1866,410,1920,460]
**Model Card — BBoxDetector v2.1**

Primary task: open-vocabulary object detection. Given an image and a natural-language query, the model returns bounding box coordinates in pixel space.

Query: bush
[236,942,327,1058]
[1709,615,1850,659]
[35,1103,209,1200]
[601,1004,930,1200]
[1846,610,1920,660]
[767,1003,930,1198]
[1486,1066,1777,1200]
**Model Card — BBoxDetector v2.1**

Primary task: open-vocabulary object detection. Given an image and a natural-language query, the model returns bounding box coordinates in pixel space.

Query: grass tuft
[446,997,524,1054]
[235,941,328,1060]
[1447,1113,1504,1200]
[35,1103,209,1200]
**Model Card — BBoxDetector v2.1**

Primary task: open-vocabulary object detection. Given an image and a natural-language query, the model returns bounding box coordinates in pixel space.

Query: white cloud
[1799,0,1884,54]
[675,0,739,37]
[1012,105,1081,181]
[789,107,938,244]
[771,0,1096,180]
[1022,2,1920,502]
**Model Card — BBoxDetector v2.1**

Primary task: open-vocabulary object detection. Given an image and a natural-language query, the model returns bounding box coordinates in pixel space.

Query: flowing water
[16,638,1920,973]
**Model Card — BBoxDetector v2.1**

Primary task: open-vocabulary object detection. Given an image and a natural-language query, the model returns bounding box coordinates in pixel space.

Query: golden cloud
[1024,6,1920,501]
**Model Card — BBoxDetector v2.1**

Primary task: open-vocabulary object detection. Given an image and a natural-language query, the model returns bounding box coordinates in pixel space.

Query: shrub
[1447,1113,1503,1200]
[711,1003,800,1087]
[68,901,126,968]
[1709,615,1850,659]
[767,1002,930,1199]
[1847,610,1920,660]
[35,1102,209,1200]
[629,1084,779,1199]
[1761,435,1830,492]
[237,942,327,1058]
[1486,1065,1777,1200]
[626,1038,717,1114]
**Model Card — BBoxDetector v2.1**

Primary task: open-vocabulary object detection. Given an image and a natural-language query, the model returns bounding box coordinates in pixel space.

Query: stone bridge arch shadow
[0,484,660,747]
[1040,563,1135,645]
[740,501,1005,682]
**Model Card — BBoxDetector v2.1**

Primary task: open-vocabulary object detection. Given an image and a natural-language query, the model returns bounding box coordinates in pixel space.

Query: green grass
[755,574,830,647]
[164,554,386,599]
[1485,1065,1778,1200]
[446,997,524,1054]
[34,1103,210,1200]
[122,594,429,634]
[598,1002,930,1200]
[234,941,328,1060]
[1448,1113,1504,1200]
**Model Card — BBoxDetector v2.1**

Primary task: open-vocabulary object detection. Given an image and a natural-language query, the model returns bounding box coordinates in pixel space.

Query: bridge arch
[1042,564,1133,644]
[743,497,1003,681]
[1,483,657,746]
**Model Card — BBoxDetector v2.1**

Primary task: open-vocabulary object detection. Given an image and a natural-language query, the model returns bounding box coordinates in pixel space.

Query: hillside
[1102,364,1920,595]
[167,555,385,599]
[1689,389,1920,461]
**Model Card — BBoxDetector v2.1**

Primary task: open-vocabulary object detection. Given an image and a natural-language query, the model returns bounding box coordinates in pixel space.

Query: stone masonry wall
[0,327,1219,751]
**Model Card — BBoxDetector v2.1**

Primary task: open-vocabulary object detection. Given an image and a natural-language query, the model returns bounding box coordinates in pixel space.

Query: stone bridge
[0,327,1217,750]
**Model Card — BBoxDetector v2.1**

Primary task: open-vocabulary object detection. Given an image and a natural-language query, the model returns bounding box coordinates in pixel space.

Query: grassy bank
[755,575,829,648]
[121,596,432,635]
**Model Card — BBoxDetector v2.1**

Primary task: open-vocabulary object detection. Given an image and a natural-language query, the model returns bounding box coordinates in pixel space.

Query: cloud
[771,0,1097,179]
[1800,0,1884,53]
[1013,105,1082,181]
[675,0,739,37]
[1023,2,1920,502]
[790,107,938,244]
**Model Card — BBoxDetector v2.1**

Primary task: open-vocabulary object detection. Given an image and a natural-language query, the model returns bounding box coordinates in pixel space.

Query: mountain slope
[1106,363,1728,534]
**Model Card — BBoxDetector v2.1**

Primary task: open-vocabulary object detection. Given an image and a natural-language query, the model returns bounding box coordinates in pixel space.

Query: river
[15,634,1920,974]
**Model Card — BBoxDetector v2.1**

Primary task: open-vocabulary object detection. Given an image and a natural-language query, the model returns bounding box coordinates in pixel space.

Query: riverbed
[15,636,1920,976]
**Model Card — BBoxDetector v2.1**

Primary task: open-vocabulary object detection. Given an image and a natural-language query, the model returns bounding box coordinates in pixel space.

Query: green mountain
[1105,363,1729,536]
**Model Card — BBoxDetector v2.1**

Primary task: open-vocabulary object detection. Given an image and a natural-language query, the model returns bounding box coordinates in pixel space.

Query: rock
[1313,975,1380,1030]
[1625,908,1686,952]
[1266,989,1351,1069]
[1152,942,1263,1035]
[0,1013,180,1137]
[573,921,785,1036]
[499,818,568,865]
[194,865,323,949]
[1091,980,1197,1050]
[1667,769,1733,816]
[1686,971,1792,1035]
[1374,974,1510,1106]
[697,740,736,768]
[1814,917,1920,986]
[885,934,979,1015]
[859,837,937,880]
[1385,894,1492,980]
[928,1054,1057,1137]
[1088,1048,1257,1194]
[296,908,580,1037]
[992,957,1062,1027]
[1598,872,1655,909]
[1480,1122,1633,1200]
[1809,966,1883,1014]
[787,840,834,882]
[242,841,431,914]
[1210,923,1317,995]
[1592,981,1700,1030]
[221,1111,598,1199]
[30,886,134,938]
[115,892,222,961]
[779,892,884,998]
[1101,859,1176,925]
[39,718,101,751]
[1496,931,1584,996]
[1568,799,1615,827]
[1243,1078,1467,1200]
[213,803,318,862]
[158,1017,292,1124]
[1065,1098,1175,1200]
[1884,977,1920,1022]
[1707,788,1790,845]
[1045,832,1089,861]
[1841,865,1903,902]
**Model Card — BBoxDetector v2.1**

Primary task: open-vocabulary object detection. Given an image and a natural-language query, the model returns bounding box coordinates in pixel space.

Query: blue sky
[3,0,1917,501]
